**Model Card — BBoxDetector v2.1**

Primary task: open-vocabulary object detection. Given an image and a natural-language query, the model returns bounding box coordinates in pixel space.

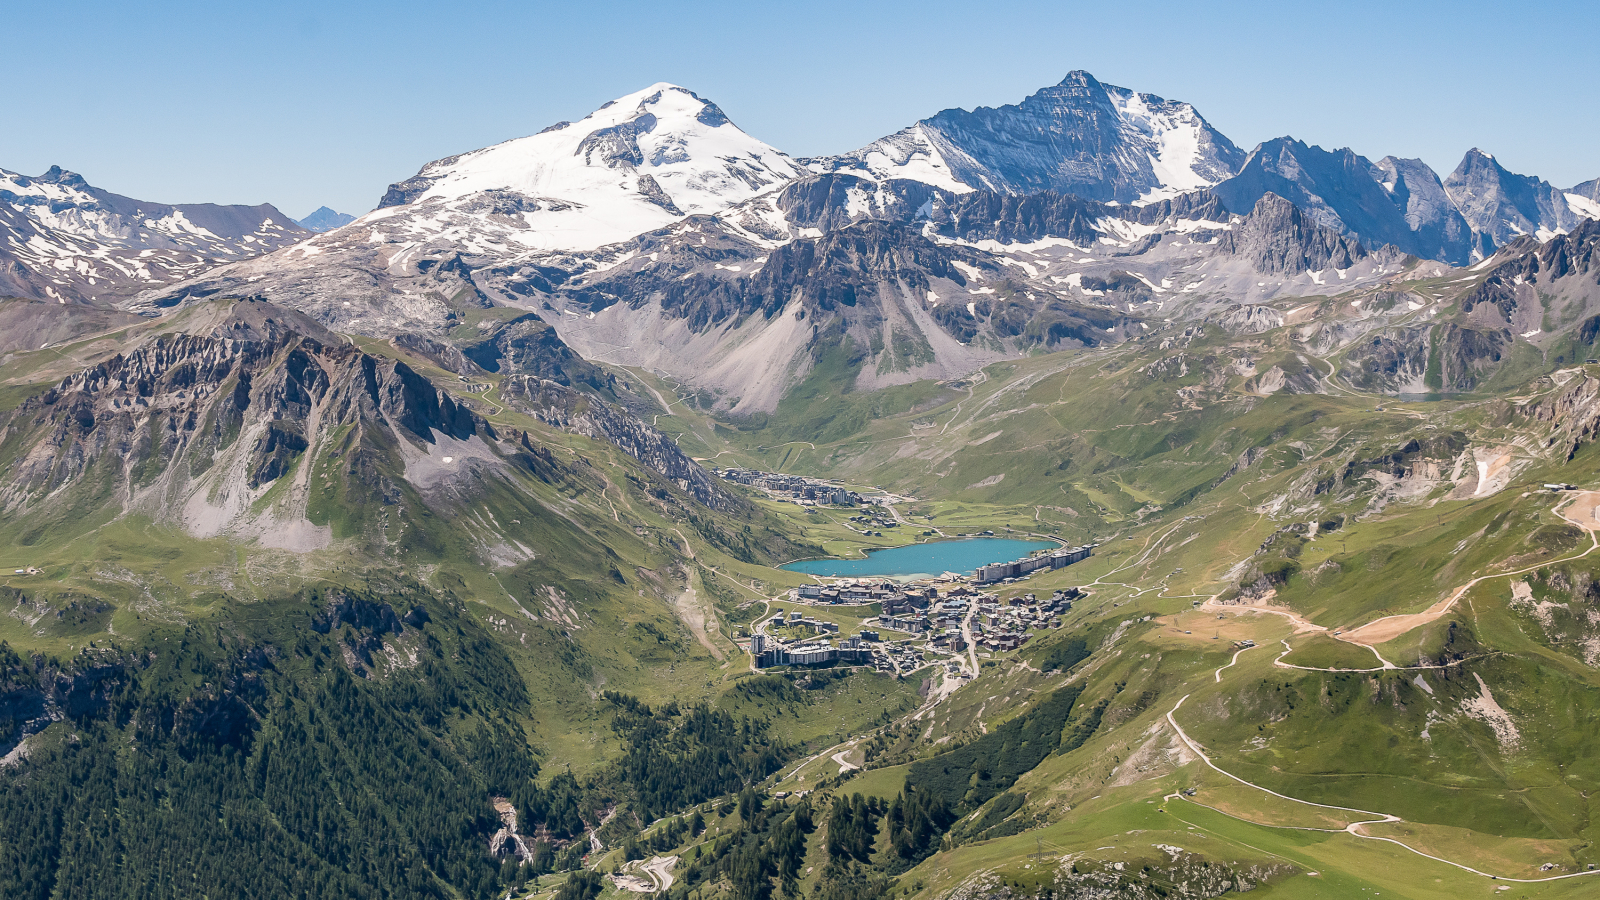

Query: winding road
[1202,490,1600,673]
[1162,638,1600,884]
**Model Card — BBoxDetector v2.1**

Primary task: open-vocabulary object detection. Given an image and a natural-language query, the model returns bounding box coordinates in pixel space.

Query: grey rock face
[0,317,490,534]
[812,71,1245,204]
[1215,141,1594,264]
[1459,219,1600,329]
[498,375,734,510]
[459,313,615,394]
[1213,139,1456,262]
[1339,323,1511,394]
[1215,193,1366,275]
[1372,156,1475,264]
[1444,149,1588,249]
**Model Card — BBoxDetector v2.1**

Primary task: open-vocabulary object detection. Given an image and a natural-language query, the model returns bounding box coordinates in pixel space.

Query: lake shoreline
[779,536,1058,579]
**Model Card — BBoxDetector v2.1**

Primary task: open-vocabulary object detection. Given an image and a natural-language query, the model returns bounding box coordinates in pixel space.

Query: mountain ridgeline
[1,69,1600,900]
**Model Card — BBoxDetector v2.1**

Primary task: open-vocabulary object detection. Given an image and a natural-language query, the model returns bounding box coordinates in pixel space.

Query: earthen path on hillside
[1338,491,1600,646]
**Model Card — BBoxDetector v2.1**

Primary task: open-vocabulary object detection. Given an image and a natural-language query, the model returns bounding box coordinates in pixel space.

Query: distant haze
[4,0,1597,217]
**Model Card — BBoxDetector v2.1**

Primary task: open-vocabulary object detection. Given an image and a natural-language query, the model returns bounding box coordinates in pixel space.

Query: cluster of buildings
[770,608,840,635]
[974,545,1092,584]
[751,531,1095,675]
[714,468,864,506]
[970,590,1078,650]
[751,577,1082,672]
[798,582,937,607]
[749,632,874,668]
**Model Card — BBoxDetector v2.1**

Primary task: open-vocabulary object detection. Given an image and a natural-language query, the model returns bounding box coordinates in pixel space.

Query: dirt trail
[1162,645,1600,885]
[1340,491,1600,646]
[673,576,724,660]
[1208,492,1600,658]
[1200,590,1324,635]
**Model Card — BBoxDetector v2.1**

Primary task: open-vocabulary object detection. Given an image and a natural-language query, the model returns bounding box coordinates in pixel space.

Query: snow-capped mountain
[295,206,356,232]
[369,83,803,253]
[117,74,1600,412]
[0,166,307,304]
[807,71,1246,205]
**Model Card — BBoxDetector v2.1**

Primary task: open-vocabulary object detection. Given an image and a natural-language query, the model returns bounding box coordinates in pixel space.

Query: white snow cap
[383,83,801,251]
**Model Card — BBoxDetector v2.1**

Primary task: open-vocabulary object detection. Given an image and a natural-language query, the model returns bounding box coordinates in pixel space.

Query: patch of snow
[1566,192,1600,220]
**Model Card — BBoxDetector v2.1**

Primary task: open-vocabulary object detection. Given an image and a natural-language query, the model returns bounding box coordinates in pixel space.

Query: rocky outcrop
[775,174,941,233]
[1462,218,1600,319]
[1524,373,1600,459]
[499,375,734,510]
[1214,139,1455,263]
[390,332,482,376]
[0,303,498,546]
[1211,304,1284,335]
[1216,193,1366,275]
[460,313,615,393]
[1339,323,1510,394]
[0,640,137,759]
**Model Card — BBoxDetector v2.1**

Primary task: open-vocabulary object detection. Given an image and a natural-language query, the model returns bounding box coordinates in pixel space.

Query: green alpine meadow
[4,16,1600,897]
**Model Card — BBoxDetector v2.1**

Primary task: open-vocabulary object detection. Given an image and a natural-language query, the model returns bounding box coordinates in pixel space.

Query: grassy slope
[598,289,1600,897]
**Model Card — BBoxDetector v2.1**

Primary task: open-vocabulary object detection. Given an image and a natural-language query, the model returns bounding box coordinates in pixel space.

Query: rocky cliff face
[1338,323,1511,394]
[0,306,494,549]
[1373,156,1476,263]
[1457,218,1600,349]
[0,299,736,556]
[498,376,733,510]
[1215,193,1366,275]
[1444,150,1589,249]
[460,313,616,394]
[1214,139,1460,263]
[1524,373,1600,460]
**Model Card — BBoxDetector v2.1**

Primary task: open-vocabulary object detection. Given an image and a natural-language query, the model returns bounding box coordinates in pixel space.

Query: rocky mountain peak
[1443,148,1586,249]
[295,206,356,232]
[809,71,1244,205]
[1216,191,1367,275]
[36,165,91,190]
[1215,138,1473,264]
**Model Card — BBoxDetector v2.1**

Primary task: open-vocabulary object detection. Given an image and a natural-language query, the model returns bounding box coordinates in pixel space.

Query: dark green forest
[0,585,800,900]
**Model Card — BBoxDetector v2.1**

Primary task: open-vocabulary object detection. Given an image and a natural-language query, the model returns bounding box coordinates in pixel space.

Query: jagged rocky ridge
[1214,140,1598,265]
[59,75,1593,412]
[1215,193,1368,275]
[0,301,732,554]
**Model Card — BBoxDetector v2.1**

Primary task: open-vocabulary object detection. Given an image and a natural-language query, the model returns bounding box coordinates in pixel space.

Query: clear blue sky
[7,0,1596,219]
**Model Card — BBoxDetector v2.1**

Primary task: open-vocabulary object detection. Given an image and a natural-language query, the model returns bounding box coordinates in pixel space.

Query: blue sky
[6,0,1596,219]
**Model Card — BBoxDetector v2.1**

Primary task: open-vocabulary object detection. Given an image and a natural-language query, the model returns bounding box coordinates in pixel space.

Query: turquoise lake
[779,538,1055,579]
